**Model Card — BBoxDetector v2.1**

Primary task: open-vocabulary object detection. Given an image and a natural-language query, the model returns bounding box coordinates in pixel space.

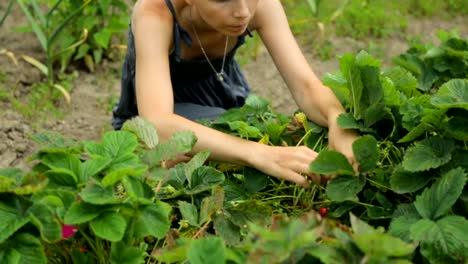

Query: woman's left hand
[327,122,360,174]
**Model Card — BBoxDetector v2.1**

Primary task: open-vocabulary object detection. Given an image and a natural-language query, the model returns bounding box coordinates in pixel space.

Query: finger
[280,170,310,188]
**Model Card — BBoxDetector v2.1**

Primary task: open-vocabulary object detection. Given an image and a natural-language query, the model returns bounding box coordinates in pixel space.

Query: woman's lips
[228,24,247,32]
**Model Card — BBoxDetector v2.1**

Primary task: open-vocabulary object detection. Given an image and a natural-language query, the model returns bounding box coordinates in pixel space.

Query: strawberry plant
[1,33,467,263]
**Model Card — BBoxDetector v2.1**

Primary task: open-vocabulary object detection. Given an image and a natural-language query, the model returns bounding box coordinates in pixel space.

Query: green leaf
[323,71,350,106]
[185,151,211,184]
[102,165,146,187]
[79,183,120,205]
[353,232,416,258]
[153,238,192,263]
[178,201,199,227]
[352,135,378,173]
[213,213,241,246]
[0,203,30,243]
[44,169,78,187]
[41,152,81,175]
[410,216,468,259]
[402,137,455,172]
[414,167,466,220]
[339,53,364,119]
[186,167,225,195]
[326,175,366,202]
[187,236,226,264]
[389,204,422,242]
[310,150,355,176]
[243,167,269,193]
[244,95,269,114]
[431,79,468,110]
[350,213,375,235]
[85,131,138,158]
[0,168,46,195]
[64,202,103,225]
[144,131,197,164]
[134,201,172,239]
[94,29,112,49]
[381,76,401,107]
[383,66,419,98]
[199,187,225,224]
[28,204,61,243]
[442,109,468,141]
[2,233,47,264]
[390,167,433,194]
[90,212,127,242]
[122,116,159,149]
[79,156,112,182]
[110,241,146,264]
[336,113,370,131]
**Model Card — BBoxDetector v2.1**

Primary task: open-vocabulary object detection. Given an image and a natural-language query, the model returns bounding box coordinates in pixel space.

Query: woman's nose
[233,0,250,19]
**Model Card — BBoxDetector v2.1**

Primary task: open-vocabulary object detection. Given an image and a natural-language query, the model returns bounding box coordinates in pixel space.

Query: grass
[237,0,468,63]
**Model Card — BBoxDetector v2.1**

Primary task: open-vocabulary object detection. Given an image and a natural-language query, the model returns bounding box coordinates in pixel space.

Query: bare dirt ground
[0,2,466,170]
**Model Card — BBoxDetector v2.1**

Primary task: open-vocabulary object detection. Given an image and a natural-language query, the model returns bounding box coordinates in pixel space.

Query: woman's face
[191,0,259,36]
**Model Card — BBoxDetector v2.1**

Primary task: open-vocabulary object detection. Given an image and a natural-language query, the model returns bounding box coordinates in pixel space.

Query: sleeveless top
[111,0,252,130]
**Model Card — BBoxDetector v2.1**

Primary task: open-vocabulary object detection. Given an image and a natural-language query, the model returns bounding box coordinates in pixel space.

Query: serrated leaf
[353,232,416,258]
[187,236,225,264]
[402,137,455,172]
[3,233,47,264]
[350,213,375,235]
[134,201,171,239]
[213,213,241,246]
[410,216,468,259]
[310,150,355,176]
[64,202,103,225]
[79,156,111,182]
[85,131,138,158]
[122,116,159,149]
[339,53,364,119]
[185,151,210,184]
[178,201,199,227]
[336,113,369,131]
[414,167,466,220]
[389,204,422,242]
[443,113,468,141]
[110,241,146,264]
[390,167,433,194]
[144,131,197,164]
[90,212,127,242]
[326,175,366,202]
[383,66,419,98]
[431,79,468,110]
[79,183,120,204]
[244,95,269,114]
[0,203,30,243]
[352,135,378,173]
[243,167,269,193]
[28,203,61,243]
[186,167,225,195]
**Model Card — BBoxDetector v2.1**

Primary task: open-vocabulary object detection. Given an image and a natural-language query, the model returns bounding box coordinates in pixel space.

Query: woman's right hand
[248,144,321,188]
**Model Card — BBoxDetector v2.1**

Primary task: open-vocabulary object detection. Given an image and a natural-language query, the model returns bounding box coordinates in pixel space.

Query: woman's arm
[252,0,359,167]
[132,0,318,187]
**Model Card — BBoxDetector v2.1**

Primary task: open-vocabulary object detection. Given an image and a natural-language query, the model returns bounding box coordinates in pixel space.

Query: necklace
[189,9,229,82]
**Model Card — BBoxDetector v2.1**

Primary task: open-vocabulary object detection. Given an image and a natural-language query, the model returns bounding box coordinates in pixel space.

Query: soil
[0,2,467,170]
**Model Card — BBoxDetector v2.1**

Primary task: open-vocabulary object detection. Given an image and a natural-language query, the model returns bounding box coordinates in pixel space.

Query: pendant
[216,72,224,82]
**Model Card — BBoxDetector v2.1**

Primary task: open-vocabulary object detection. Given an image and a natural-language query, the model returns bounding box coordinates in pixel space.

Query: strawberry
[319,207,328,217]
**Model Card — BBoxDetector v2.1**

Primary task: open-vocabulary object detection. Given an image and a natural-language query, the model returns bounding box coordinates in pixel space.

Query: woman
[112,0,358,187]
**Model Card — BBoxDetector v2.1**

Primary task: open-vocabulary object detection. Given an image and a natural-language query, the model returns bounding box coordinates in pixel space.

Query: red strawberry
[319,207,328,217]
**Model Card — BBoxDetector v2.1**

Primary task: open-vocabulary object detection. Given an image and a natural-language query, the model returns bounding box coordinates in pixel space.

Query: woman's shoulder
[132,0,173,26]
